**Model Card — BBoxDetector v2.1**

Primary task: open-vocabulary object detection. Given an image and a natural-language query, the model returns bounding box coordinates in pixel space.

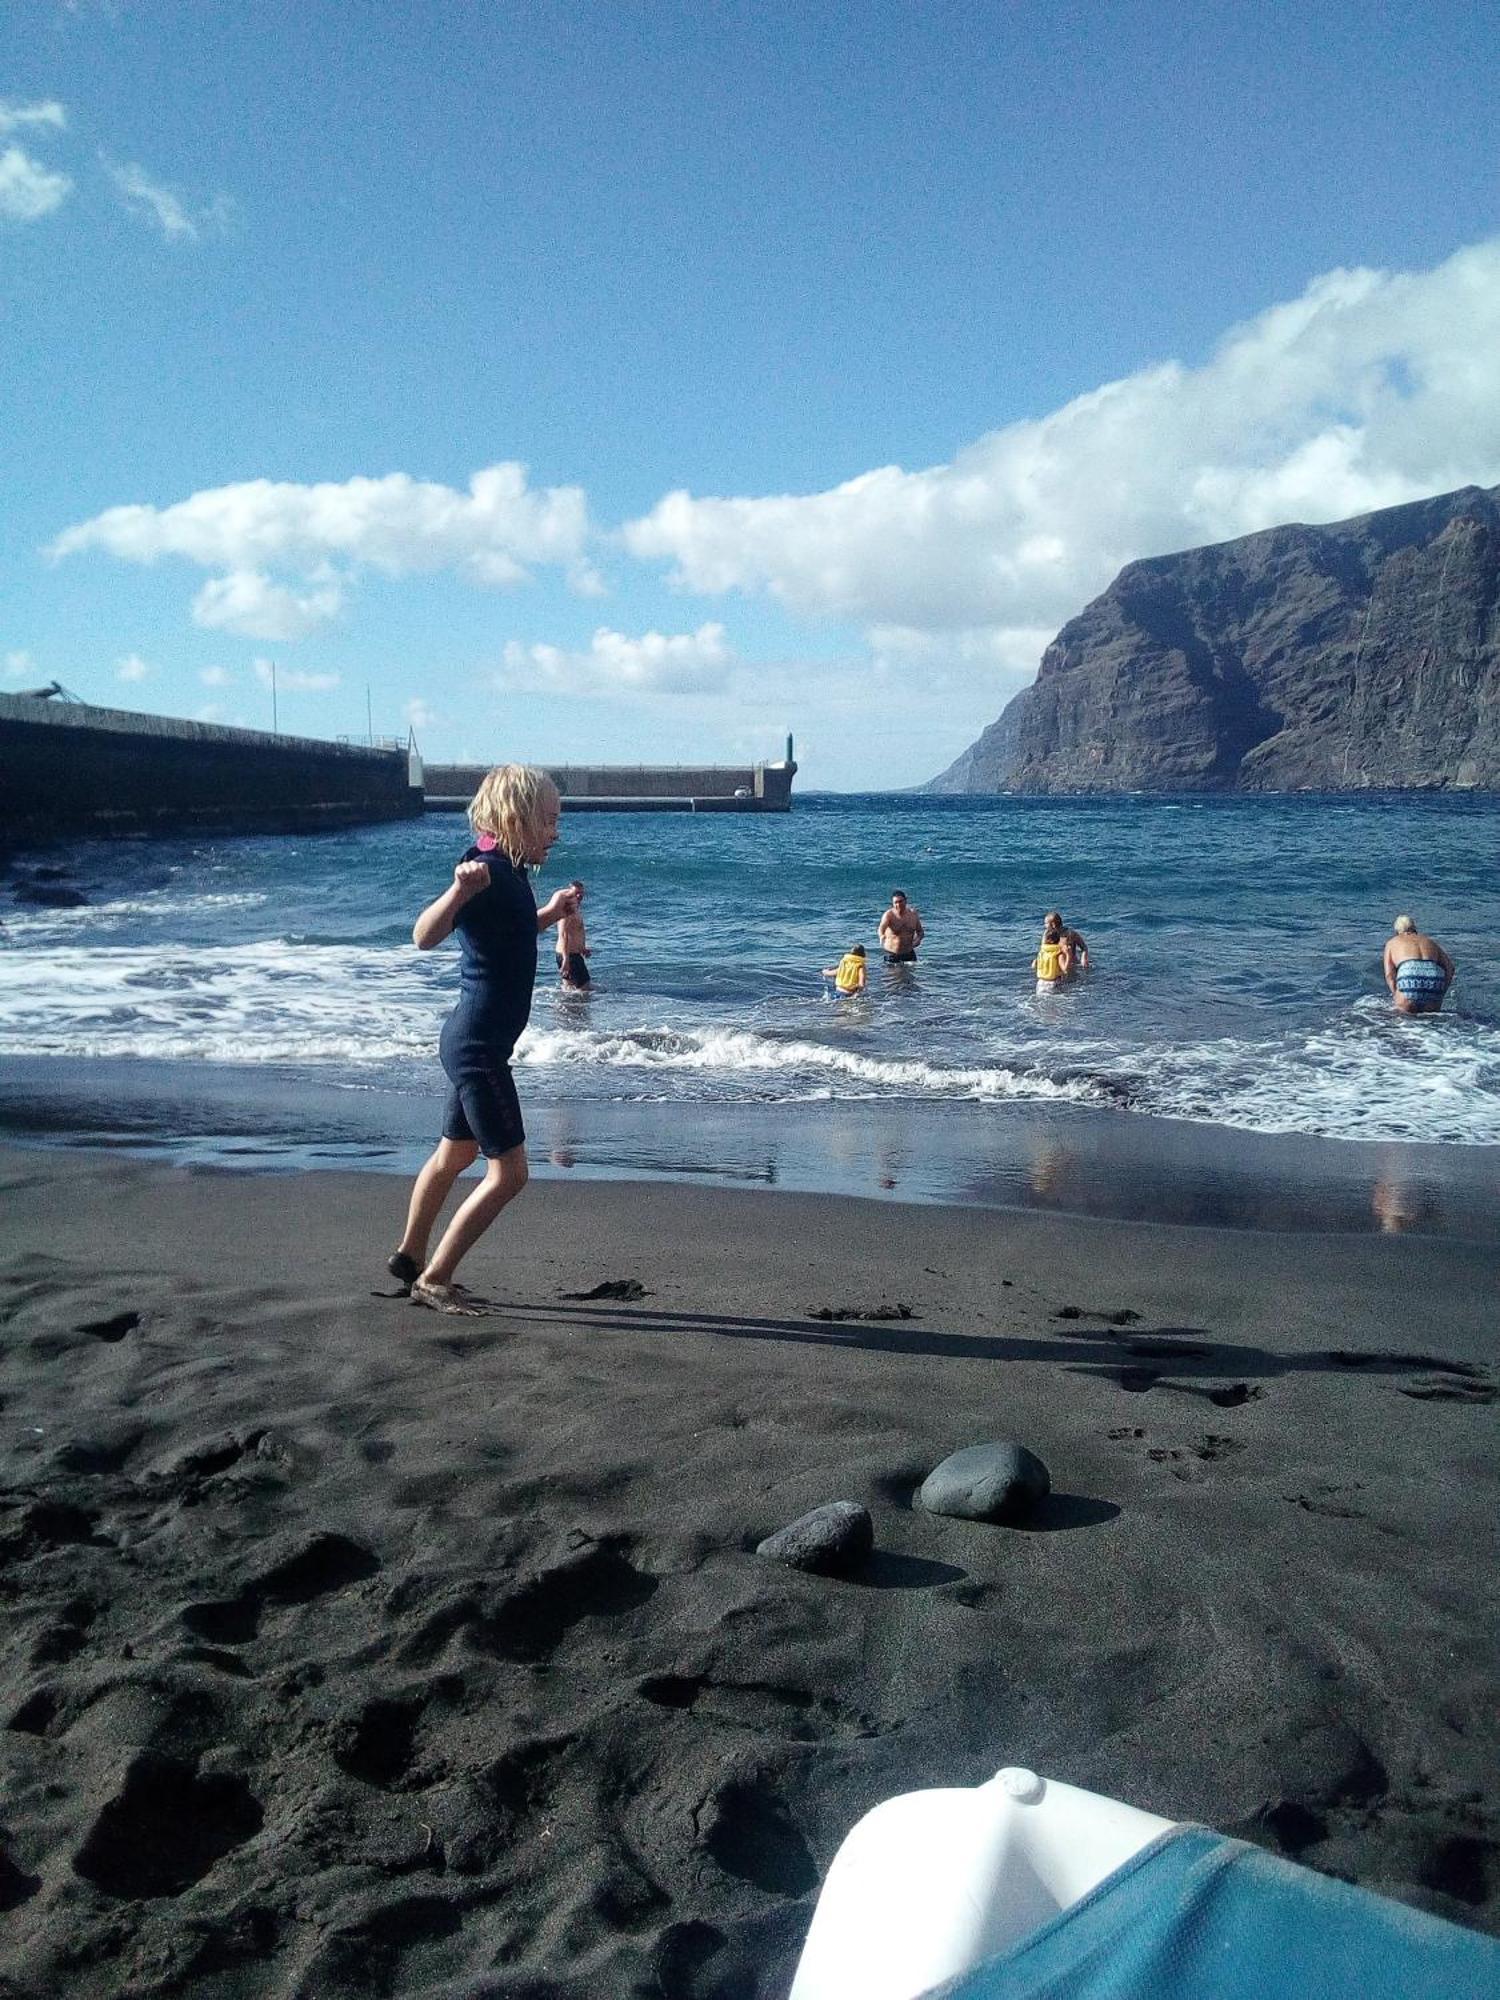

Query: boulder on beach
[756,1501,873,1577]
[918,1442,1050,1523]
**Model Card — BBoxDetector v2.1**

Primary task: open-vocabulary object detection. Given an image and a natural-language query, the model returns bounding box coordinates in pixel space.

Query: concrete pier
[0,694,422,843]
[423,756,797,813]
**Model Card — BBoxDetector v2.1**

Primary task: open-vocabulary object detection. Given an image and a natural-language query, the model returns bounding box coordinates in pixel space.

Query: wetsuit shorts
[440,1060,525,1157]
[1395,959,1448,1011]
[883,949,917,964]
[558,951,591,987]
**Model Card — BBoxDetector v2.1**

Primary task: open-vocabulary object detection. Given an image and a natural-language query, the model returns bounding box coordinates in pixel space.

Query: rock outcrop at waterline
[929,484,1500,793]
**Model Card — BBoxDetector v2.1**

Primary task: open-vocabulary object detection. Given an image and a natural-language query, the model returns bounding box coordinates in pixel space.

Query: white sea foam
[4,937,1499,1145]
[1,891,267,937]
[517,1023,1111,1105]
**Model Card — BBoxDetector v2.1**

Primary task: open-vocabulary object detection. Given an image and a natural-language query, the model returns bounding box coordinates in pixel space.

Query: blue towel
[924,1828,1499,2000]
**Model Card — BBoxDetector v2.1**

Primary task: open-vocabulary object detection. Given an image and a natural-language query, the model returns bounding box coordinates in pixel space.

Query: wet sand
[1,1142,1497,1997]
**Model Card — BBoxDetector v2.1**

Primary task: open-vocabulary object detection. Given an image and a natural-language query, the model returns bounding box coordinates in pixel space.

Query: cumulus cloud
[0,100,66,135]
[497,623,732,695]
[0,144,72,221]
[4,649,36,679]
[52,463,592,634]
[198,664,231,686]
[104,157,232,240]
[404,697,436,731]
[624,240,1500,671]
[252,658,339,693]
[192,569,344,641]
[115,652,152,682]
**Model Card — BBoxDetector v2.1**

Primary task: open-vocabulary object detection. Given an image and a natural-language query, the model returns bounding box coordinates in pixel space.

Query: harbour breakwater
[424,750,797,813]
[0,692,420,843]
[0,696,797,846]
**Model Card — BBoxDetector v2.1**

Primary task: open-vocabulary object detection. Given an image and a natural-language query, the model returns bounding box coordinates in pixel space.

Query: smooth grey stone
[756,1501,873,1576]
[918,1442,1050,1523]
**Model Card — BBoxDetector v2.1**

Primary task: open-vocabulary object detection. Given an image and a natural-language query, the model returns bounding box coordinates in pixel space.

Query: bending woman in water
[389,765,577,1314]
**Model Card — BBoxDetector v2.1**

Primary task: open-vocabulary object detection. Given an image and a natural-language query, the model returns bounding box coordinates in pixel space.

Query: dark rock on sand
[918,1442,1051,1523]
[929,482,1500,793]
[756,1501,873,1577]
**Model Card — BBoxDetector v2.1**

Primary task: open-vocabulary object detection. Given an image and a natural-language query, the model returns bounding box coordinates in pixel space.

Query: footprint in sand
[807,1303,915,1322]
[181,1532,381,1650]
[74,1310,141,1343]
[1141,1435,1246,1480]
[466,1540,657,1664]
[1399,1375,1498,1404]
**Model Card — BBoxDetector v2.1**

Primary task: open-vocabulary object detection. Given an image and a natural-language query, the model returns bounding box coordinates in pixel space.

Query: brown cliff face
[930,485,1500,792]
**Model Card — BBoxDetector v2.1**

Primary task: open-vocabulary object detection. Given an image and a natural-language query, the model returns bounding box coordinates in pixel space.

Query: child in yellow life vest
[823,944,868,994]
[1033,920,1073,994]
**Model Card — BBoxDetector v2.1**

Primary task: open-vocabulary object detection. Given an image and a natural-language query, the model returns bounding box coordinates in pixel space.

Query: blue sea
[4,794,1499,1229]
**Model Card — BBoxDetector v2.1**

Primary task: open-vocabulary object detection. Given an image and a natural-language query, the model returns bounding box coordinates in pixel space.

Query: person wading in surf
[1383,913,1455,1016]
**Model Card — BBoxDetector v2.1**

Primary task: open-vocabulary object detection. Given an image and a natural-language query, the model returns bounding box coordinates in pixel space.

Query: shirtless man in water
[1383,913,1455,1015]
[879,889,924,964]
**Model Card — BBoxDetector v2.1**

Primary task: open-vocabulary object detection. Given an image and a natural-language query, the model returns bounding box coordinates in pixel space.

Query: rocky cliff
[929,484,1500,792]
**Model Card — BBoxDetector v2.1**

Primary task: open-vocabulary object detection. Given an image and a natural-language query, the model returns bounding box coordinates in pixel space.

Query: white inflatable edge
[789,1766,1177,2000]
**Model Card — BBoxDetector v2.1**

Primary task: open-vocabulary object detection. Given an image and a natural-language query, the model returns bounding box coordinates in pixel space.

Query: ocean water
[3,794,1499,1205]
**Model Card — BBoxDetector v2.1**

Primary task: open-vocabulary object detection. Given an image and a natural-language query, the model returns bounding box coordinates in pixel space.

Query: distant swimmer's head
[849,944,866,958]
[1393,913,1417,935]
[569,878,585,901]
[1044,909,1062,930]
[1043,920,1063,943]
[890,890,908,908]
[469,764,561,867]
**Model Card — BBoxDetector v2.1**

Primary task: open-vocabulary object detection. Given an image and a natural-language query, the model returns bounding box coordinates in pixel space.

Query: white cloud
[498,622,732,695]
[251,658,340,693]
[52,463,593,634]
[0,101,66,135]
[404,697,436,731]
[104,157,231,241]
[192,569,344,641]
[115,652,152,682]
[195,704,223,723]
[198,664,232,686]
[4,649,36,679]
[624,239,1500,674]
[0,144,72,221]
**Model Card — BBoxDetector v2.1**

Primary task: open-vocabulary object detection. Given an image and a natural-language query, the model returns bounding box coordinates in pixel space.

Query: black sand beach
[2,1142,1498,1998]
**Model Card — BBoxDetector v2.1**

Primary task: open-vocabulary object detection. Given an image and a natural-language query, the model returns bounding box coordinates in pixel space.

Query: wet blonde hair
[468,764,560,866]
[1393,913,1416,935]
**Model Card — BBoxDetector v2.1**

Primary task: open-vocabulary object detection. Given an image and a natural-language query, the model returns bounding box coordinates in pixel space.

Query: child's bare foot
[409,1278,490,1317]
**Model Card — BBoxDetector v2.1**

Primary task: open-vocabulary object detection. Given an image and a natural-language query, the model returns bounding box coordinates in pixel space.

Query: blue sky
[3,0,1498,788]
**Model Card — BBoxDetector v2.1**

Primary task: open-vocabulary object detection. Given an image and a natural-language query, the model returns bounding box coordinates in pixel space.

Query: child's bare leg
[420,1145,530,1287]
[398,1137,479,1266]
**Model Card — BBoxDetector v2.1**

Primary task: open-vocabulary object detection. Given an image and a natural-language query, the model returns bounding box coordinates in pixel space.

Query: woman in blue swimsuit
[1383,913,1456,1018]
[388,765,577,1314]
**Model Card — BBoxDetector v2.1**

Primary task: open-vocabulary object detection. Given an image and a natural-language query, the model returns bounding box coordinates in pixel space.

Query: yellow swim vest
[834,953,866,993]
[1035,938,1066,981]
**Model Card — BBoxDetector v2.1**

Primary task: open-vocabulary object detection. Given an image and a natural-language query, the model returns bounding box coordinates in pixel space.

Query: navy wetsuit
[437,847,537,1157]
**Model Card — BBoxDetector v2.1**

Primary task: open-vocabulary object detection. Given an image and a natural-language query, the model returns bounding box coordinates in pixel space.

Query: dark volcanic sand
[1,1144,1497,1998]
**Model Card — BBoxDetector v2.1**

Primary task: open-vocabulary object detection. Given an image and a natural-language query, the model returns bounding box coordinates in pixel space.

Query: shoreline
[1,1142,1497,1995]
[3,1056,1500,1242]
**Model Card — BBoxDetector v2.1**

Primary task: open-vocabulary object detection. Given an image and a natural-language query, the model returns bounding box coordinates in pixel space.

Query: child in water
[556,879,591,989]
[1033,919,1073,994]
[823,943,868,994]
